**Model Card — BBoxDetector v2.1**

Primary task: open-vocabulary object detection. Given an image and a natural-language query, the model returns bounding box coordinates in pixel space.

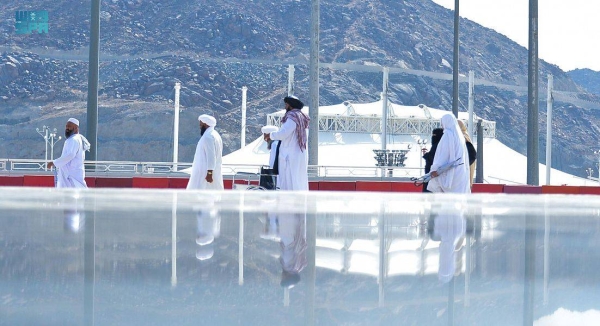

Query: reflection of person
[429,206,466,283]
[187,114,224,190]
[427,114,471,193]
[47,118,90,188]
[421,128,443,193]
[195,206,220,261]
[263,96,310,191]
[278,213,307,288]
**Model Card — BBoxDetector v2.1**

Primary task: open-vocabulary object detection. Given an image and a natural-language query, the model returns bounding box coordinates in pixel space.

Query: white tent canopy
[224,101,591,186]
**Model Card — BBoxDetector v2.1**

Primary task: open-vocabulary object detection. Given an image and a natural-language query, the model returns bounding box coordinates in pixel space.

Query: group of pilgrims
[49,96,474,193]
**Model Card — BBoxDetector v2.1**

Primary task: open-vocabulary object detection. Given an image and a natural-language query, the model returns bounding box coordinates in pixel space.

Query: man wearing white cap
[47,118,91,188]
[187,114,224,190]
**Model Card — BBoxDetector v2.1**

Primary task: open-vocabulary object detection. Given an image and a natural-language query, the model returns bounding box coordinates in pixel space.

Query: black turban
[284,96,304,109]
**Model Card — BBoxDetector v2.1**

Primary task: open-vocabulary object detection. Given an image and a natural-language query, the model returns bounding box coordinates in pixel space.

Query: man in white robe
[47,118,90,188]
[187,114,224,190]
[263,96,310,191]
[427,113,471,193]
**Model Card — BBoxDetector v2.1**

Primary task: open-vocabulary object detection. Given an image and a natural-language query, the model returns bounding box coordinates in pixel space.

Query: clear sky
[431,0,600,72]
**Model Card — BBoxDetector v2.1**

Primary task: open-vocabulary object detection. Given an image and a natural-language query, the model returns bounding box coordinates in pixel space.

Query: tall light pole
[173,82,181,170]
[308,0,319,167]
[86,0,101,161]
[451,0,460,118]
[526,0,539,186]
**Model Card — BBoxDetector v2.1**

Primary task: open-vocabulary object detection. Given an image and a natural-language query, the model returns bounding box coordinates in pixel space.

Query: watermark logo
[15,10,49,35]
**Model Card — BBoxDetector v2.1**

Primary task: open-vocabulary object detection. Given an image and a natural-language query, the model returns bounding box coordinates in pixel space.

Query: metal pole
[468,70,474,139]
[308,0,319,166]
[527,0,539,186]
[288,64,295,96]
[241,86,248,149]
[86,0,101,161]
[378,203,385,307]
[173,83,180,170]
[238,193,244,286]
[545,75,553,185]
[44,127,49,171]
[381,67,389,152]
[451,0,460,118]
[475,119,484,183]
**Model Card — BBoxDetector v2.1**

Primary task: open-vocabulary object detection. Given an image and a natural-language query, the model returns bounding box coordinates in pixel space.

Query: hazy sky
[432,0,600,72]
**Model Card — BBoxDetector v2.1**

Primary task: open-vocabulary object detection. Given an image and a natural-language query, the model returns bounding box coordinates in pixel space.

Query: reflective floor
[1,188,600,325]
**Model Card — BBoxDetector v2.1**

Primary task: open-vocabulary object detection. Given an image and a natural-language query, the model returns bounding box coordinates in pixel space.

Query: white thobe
[53,134,89,188]
[270,120,308,191]
[187,127,224,190]
[426,129,471,193]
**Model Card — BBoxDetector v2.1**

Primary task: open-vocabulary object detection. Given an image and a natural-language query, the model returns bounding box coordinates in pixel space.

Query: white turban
[67,118,79,126]
[198,114,217,127]
[261,125,279,134]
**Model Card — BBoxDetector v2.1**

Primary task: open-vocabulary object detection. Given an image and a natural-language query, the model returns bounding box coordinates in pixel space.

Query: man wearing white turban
[47,118,91,188]
[187,114,224,190]
[427,113,471,193]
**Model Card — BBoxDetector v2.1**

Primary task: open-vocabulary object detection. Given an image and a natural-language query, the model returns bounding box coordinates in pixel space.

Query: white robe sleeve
[205,135,216,171]
[53,138,79,168]
[270,119,296,141]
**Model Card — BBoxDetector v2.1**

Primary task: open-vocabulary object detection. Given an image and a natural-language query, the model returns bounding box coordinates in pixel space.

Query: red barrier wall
[85,177,96,188]
[309,181,319,191]
[503,185,542,194]
[133,177,170,189]
[541,185,580,195]
[23,175,54,187]
[579,186,600,195]
[95,177,133,188]
[318,181,356,191]
[391,182,422,192]
[355,181,392,192]
[0,176,24,186]
[472,183,505,193]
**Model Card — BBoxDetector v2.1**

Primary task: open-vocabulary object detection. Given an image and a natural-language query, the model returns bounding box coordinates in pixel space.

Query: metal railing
[0,158,423,179]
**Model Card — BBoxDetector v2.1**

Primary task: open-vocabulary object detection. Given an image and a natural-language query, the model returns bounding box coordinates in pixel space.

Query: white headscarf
[198,114,217,127]
[427,113,471,193]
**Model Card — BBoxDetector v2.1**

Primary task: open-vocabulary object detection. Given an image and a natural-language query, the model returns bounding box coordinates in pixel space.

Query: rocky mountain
[568,68,600,96]
[0,0,598,178]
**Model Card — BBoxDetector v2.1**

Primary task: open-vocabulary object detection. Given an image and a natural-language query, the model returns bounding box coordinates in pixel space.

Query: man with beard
[47,118,90,188]
[187,114,224,190]
[263,96,310,191]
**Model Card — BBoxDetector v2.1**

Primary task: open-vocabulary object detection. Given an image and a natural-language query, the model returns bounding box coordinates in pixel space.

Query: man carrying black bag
[260,125,280,190]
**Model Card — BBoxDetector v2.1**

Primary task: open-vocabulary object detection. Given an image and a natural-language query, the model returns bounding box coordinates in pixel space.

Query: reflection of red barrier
[133,177,169,189]
[169,178,188,189]
[541,185,580,194]
[23,175,54,187]
[318,181,356,191]
[309,181,319,191]
[472,183,505,193]
[503,185,542,194]
[391,182,422,192]
[0,176,24,186]
[356,181,392,192]
[95,177,133,188]
[85,177,96,188]
[579,186,600,195]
